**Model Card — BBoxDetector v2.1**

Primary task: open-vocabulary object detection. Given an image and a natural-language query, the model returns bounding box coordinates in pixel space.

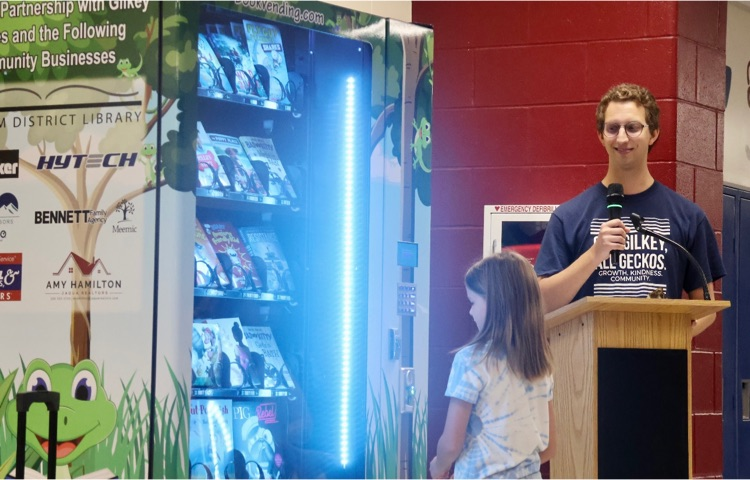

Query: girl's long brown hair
[464,251,552,381]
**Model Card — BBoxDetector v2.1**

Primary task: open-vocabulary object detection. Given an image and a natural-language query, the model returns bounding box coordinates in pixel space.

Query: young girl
[430,251,555,479]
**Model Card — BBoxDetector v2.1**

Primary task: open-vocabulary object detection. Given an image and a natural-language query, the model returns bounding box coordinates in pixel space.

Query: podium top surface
[544,296,731,330]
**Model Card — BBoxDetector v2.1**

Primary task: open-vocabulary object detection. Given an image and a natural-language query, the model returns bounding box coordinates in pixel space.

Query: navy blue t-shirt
[534,182,725,301]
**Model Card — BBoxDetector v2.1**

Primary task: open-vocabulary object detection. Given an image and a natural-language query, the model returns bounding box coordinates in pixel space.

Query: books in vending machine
[242,325,295,390]
[241,19,291,108]
[238,136,297,205]
[189,399,234,479]
[206,24,265,101]
[207,133,267,200]
[196,121,232,194]
[192,322,223,388]
[232,399,289,479]
[194,219,232,291]
[237,225,294,298]
[188,2,403,478]
[202,221,263,294]
[197,32,234,96]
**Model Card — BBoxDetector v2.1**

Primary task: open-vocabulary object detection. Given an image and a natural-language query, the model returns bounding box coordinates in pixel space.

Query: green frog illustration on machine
[4,358,117,479]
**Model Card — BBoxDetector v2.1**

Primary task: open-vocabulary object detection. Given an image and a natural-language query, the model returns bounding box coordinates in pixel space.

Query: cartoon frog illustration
[411,117,432,173]
[4,358,117,479]
[139,143,157,187]
[116,55,143,78]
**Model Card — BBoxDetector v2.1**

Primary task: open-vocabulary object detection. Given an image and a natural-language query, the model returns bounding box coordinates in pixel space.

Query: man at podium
[534,83,725,336]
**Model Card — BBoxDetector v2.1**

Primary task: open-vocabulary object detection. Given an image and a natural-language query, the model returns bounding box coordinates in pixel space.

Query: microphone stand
[630,213,711,301]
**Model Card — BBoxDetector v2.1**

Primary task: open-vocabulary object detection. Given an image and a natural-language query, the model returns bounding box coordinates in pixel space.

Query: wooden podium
[545,297,730,479]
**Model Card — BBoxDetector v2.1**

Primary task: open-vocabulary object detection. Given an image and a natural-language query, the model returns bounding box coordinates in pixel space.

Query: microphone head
[630,212,643,230]
[606,183,624,203]
[606,183,624,221]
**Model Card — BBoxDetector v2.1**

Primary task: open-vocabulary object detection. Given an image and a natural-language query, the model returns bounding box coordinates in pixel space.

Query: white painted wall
[324,1,411,21]
[724,2,750,190]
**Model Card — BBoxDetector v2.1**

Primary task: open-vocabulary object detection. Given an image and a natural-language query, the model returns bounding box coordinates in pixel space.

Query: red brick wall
[413,1,727,477]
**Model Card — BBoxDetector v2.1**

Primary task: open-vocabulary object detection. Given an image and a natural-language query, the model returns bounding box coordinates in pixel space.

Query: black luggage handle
[15,391,60,479]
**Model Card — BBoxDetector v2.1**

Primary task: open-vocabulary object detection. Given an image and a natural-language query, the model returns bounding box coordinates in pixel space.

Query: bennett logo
[35,210,92,224]
[36,152,138,170]
[0,150,20,179]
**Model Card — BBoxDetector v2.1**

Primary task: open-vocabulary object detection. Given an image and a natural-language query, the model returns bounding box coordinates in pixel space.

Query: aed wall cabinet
[0,2,432,479]
[483,205,558,264]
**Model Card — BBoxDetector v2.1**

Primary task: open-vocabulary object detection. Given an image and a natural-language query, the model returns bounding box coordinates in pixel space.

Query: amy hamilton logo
[54,252,111,277]
[46,253,123,296]
[0,253,22,301]
[0,150,20,179]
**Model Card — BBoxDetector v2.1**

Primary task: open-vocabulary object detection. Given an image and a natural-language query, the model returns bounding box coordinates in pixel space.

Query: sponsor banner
[1,77,150,313]
[0,3,192,479]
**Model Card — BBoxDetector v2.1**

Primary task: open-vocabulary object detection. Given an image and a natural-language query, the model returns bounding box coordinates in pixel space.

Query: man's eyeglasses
[603,121,647,138]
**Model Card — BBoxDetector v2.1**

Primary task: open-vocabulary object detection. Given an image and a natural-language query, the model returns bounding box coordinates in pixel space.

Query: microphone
[630,213,711,300]
[606,183,624,264]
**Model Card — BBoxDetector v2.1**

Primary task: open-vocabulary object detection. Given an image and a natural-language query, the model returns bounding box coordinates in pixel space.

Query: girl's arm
[429,397,472,479]
[539,400,556,464]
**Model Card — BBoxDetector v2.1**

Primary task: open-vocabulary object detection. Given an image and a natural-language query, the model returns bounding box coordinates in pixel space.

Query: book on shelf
[196,121,232,192]
[197,32,233,94]
[203,221,263,291]
[242,325,296,389]
[237,225,295,295]
[195,218,232,289]
[208,133,267,197]
[231,399,288,479]
[189,398,234,480]
[238,135,297,203]
[228,21,269,100]
[207,27,265,99]
[201,317,265,389]
[242,19,291,106]
[192,322,223,388]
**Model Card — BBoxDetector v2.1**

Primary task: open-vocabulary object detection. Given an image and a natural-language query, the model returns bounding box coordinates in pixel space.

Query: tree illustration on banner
[0,5,198,365]
[116,199,136,222]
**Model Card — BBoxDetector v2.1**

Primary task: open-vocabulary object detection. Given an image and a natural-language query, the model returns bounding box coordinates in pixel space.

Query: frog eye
[71,370,98,401]
[26,369,52,392]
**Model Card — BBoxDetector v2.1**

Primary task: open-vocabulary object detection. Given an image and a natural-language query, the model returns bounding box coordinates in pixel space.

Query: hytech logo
[36,152,138,170]
[0,150,20,179]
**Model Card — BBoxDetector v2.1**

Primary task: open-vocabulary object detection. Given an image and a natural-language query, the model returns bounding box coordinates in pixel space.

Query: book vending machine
[0,1,432,479]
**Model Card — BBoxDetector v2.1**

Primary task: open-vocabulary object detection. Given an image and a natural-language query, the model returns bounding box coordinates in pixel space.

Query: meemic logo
[0,150,20,179]
[112,199,137,234]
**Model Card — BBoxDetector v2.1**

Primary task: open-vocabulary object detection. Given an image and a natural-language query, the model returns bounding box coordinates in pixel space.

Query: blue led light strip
[339,76,356,468]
